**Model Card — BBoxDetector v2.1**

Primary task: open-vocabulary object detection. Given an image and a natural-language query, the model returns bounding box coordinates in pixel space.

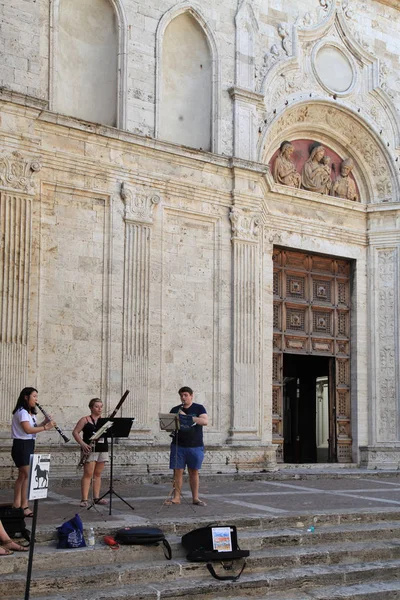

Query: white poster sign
[28,454,51,500]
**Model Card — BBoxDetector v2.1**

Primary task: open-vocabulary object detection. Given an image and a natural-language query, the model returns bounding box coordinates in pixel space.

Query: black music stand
[88,417,135,516]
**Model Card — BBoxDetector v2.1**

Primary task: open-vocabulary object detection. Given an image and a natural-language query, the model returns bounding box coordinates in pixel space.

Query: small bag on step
[181,524,249,581]
[57,514,86,549]
[0,503,30,542]
[114,526,172,560]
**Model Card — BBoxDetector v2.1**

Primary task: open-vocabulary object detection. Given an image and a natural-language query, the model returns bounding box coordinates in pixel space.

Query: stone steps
[4,518,400,577]
[4,512,400,598]
[10,560,400,599]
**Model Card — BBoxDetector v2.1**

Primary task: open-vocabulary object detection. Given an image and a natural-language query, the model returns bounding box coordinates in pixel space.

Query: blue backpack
[57,514,86,549]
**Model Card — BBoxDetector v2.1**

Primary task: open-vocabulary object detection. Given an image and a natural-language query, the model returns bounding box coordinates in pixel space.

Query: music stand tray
[159,413,179,432]
[96,417,134,438]
[88,417,135,515]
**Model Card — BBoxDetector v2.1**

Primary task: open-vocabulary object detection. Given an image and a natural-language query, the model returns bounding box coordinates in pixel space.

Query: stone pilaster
[228,206,261,444]
[121,183,160,430]
[368,206,400,453]
[229,87,264,161]
[0,151,40,425]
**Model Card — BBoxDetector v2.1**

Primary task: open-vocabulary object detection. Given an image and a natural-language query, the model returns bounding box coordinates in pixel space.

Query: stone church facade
[0,0,399,479]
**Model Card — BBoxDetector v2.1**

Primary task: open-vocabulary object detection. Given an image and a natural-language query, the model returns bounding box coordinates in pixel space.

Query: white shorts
[86,451,109,463]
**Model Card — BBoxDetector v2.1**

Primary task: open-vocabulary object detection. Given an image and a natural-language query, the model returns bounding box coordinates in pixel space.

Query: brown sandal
[2,540,29,552]
[0,545,13,556]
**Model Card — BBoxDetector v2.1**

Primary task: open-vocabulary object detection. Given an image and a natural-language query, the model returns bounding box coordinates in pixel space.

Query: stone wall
[0,0,400,478]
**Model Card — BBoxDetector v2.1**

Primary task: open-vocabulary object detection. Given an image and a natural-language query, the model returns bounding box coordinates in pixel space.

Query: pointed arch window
[156,6,220,153]
[51,0,126,128]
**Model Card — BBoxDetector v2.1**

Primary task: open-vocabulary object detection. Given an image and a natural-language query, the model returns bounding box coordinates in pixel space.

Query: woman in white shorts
[72,398,109,507]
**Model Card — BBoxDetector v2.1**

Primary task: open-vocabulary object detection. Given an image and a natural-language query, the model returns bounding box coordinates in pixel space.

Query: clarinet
[35,402,70,443]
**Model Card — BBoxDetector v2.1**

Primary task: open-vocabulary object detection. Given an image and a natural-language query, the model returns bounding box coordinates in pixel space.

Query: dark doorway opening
[283,354,336,464]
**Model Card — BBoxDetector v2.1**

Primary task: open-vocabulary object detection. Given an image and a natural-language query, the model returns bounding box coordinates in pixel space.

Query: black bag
[115,526,172,560]
[181,524,249,581]
[0,503,30,542]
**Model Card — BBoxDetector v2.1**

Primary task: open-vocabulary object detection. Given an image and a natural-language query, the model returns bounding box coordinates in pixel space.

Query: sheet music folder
[159,413,179,432]
[93,417,135,439]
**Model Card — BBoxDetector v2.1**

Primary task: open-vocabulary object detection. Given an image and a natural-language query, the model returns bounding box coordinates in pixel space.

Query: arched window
[53,0,119,126]
[159,12,212,151]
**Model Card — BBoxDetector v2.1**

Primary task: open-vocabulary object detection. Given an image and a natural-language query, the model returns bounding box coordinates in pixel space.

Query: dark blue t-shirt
[170,402,207,448]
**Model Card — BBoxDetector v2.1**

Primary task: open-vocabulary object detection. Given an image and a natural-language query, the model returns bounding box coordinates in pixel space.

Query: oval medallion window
[314,44,355,95]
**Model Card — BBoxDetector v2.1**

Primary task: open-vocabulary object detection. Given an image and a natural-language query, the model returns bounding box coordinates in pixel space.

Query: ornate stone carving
[263,104,395,202]
[229,207,260,242]
[120,182,161,224]
[376,249,397,442]
[0,151,41,194]
[272,141,301,188]
[341,0,354,19]
[332,158,359,201]
[301,143,332,194]
[256,46,280,92]
[277,23,291,56]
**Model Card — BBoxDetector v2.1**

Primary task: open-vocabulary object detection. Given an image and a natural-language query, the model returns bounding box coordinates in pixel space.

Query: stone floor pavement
[2,469,400,532]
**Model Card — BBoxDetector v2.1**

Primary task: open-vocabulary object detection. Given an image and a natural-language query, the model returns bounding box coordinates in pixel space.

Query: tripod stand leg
[109,489,135,511]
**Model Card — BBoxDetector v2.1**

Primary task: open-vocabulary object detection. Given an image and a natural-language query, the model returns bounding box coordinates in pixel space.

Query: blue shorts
[170,445,204,470]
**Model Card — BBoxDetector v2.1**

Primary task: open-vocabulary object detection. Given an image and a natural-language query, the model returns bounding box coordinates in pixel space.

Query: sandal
[94,498,108,505]
[0,545,13,556]
[164,499,180,506]
[193,499,207,506]
[22,507,34,517]
[1,540,28,552]
[80,500,89,508]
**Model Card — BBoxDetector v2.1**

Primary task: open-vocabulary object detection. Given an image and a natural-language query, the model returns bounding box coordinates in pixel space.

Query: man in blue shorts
[167,386,208,506]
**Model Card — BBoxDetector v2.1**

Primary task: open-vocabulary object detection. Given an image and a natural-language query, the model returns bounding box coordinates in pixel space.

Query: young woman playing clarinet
[72,398,109,507]
[11,387,55,517]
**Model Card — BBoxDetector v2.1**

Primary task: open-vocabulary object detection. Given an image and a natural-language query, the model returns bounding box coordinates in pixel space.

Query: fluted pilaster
[228,207,261,443]
[121,184,160,428]
[0,192,32,423]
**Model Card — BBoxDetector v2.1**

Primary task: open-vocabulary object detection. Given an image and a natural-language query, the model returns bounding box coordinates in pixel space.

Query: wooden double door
[272,248,352,463]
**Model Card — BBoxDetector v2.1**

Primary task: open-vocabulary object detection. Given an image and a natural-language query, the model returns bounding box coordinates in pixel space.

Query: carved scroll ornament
[229,207,260,242]
[120,182,161,224]
[0,151,41,194]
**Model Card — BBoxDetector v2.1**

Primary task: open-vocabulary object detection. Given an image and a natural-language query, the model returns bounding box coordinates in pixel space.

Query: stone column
[0,152,40,425]
[228,206,261,444]
[121,183,160,430]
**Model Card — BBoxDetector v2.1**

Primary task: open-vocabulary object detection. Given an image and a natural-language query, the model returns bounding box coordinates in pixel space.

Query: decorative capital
[229,207,260,242]
[0,151,42,194]
[120,182,161,224]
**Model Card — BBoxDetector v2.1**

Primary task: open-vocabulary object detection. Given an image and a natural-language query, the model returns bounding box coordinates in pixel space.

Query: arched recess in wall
[155,3,220,153]
[259,101,399,204]
[50,0,127,128]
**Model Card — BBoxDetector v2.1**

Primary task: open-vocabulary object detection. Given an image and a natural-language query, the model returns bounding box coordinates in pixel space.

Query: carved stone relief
[376,249,397,442]
[263,103,396,202]
[301,143,332,194]
[230,207,260,242]
[0,151,41,194]
[332,158,359,201]
[272,141,301,188]
[120,182,161,224]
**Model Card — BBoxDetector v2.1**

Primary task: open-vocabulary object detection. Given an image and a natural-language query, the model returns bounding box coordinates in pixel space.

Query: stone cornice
[228,86,265,107]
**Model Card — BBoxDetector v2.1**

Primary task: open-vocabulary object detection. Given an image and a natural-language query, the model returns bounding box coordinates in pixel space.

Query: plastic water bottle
[88,527,95,548]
